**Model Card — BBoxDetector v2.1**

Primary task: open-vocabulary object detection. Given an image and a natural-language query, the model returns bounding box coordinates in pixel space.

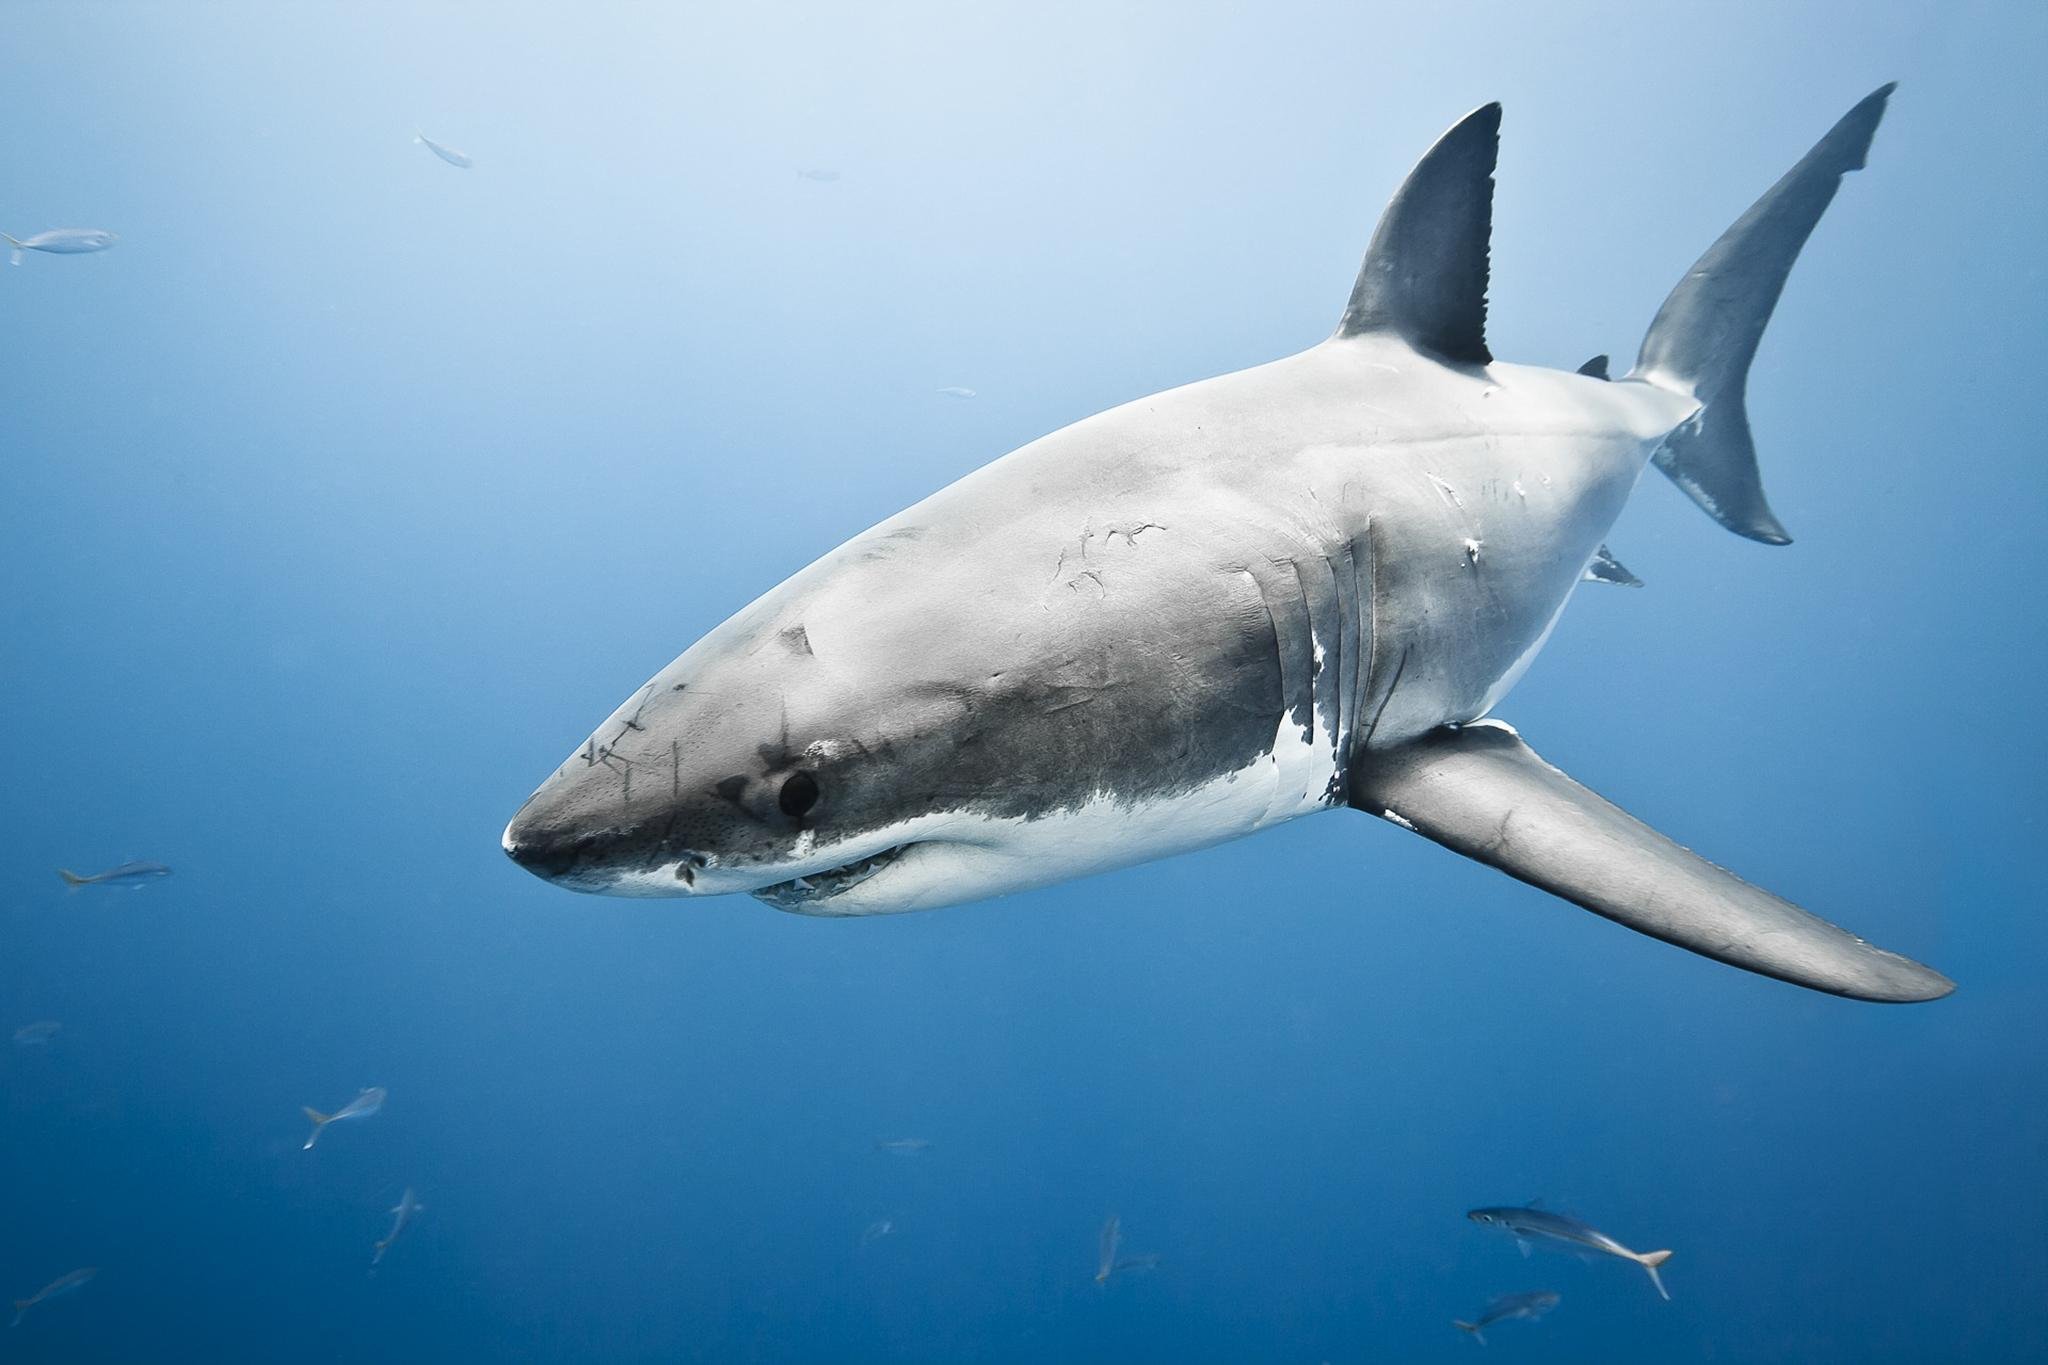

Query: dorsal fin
[1336,103,1499,365]
[1576,353,1611,380]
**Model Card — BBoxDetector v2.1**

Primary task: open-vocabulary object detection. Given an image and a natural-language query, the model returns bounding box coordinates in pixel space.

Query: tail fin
[301,1107,330,1150]
[10,1300,28,1327]
[4,233,21,268]
[1639,1249,1674,1300]
[1453,1320,1487,1346]
[1628,84,1895,544]
[56,869,87,887]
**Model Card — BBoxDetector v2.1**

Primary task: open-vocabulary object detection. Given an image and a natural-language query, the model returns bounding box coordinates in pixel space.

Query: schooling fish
[1453,1290,1560,1345]
[4,228,115,266]
[873,1137,931,1156]
[415,133,473,169]
[56,861,170,888]
[1095,1214,1121,1286]
[10,1267,96,1328]
[302,1086,387,1150]
[372,1187,423,1266]
[12,1021,60,1047]
[1468,1206,1673,1300]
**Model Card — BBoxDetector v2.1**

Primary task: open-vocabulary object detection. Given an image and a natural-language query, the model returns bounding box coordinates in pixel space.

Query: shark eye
[778,771,820,819]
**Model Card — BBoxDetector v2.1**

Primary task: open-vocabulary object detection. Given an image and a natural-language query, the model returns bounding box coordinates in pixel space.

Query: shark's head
[501,507,1286,916]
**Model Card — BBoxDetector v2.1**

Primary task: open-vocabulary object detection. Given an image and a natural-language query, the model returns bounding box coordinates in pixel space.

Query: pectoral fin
[1351,721,1952,1003]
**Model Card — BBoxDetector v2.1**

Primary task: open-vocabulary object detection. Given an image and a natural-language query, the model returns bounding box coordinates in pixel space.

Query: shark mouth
[752,843,912,911]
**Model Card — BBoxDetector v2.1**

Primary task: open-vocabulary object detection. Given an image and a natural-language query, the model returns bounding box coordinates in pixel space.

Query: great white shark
[504,86,1951,1004]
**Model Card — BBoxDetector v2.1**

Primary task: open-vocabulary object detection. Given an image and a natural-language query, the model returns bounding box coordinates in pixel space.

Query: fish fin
[1640,1249,1673,1300]
[1453,1321,1485,1346]
[1629,84,1895,544]
[3,232,20,268]
[301,1107,329,1149]
[1575,353,1611,380]
[1581,545,1642,587]
[1350,721,1953,1002]
[56,869,87,887]
[1336,103,1498,365]
[1516,1238,1532,1259]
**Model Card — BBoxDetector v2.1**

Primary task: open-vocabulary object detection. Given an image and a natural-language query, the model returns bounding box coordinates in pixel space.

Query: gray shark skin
[504,87,1951,1004]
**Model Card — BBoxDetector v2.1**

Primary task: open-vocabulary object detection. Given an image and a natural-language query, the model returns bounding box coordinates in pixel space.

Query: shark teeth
[754,844,910,910]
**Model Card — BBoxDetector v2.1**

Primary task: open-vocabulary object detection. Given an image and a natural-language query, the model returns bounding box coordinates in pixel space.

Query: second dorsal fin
[1336,103,1500,366]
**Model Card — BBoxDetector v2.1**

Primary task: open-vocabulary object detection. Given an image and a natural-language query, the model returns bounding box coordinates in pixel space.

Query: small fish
[1453,1290,1560,1346]
[873,1137,930,1156]
[1468,1206,1673,1300]
[935,386,977,399]
[11,1267,96,1327]
[372,1187,423,1266]
[796,168,840,182]
[415,133,473,169]
[1110,1254,1161,1275]
[12,1021,60,1048]
[4,228,116,266]
[1094,1214,1121,1286]
[56,861,170,888]
[302,1086,387,1150]
[859,1218,894,1246]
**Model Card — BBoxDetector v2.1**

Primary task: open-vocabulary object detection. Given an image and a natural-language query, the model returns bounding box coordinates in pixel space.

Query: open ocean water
[3,3,2043,1362]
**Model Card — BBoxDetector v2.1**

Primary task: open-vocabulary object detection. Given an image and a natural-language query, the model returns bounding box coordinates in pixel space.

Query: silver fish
[1095,1214,1121,1286]
[12,1021,60,1047]
[873,1137,930,1156]
[302,1086,387,1150]
[372,1187,423,1266]
[57,861,170,888]
[935,386,976,399]
[4,228,115,266]
[796,168,840,182]
[415,133,473,169]
[1453,1290,1560,1345]
[859,1218,894,1246]
[1468,1206,1673,1300]
[11,1267,95,1327]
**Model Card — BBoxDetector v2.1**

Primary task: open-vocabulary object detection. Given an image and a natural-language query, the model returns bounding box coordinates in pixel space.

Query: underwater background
[4,2,2043,1360]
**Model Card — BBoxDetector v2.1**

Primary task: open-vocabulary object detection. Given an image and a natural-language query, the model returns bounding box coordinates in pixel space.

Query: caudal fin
[301,1107,330,1150]
[3,233,21,268]
[10,1300,28,1327]
[1639,1249,1674,1300]
[1628,84,1894,544]
[1453,1320,1487,1346]
[56,869,88,887]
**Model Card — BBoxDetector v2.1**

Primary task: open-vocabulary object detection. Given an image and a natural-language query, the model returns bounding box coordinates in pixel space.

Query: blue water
[4,4,2042,1361]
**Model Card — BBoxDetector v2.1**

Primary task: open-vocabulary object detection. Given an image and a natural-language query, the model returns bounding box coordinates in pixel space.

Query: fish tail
[1639,1248,1674,1300]
[3,234,20,268]
[1626,84,1894,544]
[56,869,88,887]
[10,1300,28,1327]
[1453,1321,1486,1346]
[301,1106,330,1149]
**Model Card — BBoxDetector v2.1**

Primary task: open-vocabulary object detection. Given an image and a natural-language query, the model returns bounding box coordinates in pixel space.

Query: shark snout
[501,789,676,892]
